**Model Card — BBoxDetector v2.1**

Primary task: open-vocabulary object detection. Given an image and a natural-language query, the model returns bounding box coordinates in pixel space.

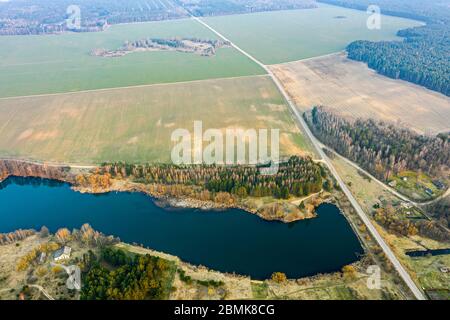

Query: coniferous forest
[81,247,174,300]
[101,156,325,200]
[320,0,450,96]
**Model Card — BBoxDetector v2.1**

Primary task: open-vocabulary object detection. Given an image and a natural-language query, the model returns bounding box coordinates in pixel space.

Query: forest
[81,247,175,300]
[0,229,35,246]
[0,0,317,36]
[305,107,450,182]
[320,0,450,96]
[101,156,325,200]
[0,0,185,35]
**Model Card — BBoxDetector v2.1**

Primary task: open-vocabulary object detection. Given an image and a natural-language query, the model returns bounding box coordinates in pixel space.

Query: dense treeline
[0,160,73,186]
[81,248,174,300]
[0,0,185,36]
[92,37,231,58]
[101,156,325,199]
[305,107,450,181]
[0,0,317,36]
[320,0,450,96]
[347,36,449,96]
[101,247,133,266]
[177,0,317,17]
[130,38,229,49]
[319,0,450,23]
[425,196,450,229]
[0,229,35,245]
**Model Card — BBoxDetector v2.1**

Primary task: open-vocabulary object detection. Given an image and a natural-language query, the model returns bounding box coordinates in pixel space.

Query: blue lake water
[0,176,364,279]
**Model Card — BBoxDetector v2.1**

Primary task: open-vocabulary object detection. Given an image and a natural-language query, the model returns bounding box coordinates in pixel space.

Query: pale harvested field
[0,75,312,164]
[271,53,450,135]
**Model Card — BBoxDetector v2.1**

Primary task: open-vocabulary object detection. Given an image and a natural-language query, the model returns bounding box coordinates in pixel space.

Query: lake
[0,176,364,279]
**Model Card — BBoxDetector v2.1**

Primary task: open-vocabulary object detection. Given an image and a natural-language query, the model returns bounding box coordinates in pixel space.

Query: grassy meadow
[0,75,312,164]
[204,3,423,64]
[0,18,264,98]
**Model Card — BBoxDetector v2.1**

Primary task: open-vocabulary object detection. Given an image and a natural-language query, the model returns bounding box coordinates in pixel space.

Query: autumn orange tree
[342,265,357,280]
[271,272,287,283]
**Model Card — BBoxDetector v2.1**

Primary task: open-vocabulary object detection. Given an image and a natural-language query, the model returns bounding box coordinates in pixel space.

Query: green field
[204,3,422,64]
[0,75,312,164]
[0,4,422,164]
[0,18,264,98]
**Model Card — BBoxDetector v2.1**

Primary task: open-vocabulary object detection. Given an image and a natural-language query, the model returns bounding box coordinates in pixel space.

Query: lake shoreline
[72,179,321,224]
[0,233,379,301]
[0,176,365,280]
[0,156,322,223]
[1,170,321,223]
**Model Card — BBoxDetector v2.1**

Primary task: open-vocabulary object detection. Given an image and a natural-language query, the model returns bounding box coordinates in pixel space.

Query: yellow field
[0,75,312,164]
[271,53,450,135]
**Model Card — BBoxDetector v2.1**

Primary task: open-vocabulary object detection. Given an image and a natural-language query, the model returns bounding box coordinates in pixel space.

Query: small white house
[53,246,71,262]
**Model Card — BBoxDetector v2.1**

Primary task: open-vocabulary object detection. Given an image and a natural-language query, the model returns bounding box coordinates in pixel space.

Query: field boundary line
[0,74,269,101]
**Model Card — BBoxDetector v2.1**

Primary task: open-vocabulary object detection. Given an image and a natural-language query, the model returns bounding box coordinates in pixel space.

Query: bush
[271,272,287,283]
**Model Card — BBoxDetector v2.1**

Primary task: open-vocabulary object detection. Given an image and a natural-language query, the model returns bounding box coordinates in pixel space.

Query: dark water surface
[0,176,363,279]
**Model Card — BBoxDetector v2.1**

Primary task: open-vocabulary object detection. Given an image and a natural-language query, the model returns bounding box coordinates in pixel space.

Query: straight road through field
[191,15,427,300]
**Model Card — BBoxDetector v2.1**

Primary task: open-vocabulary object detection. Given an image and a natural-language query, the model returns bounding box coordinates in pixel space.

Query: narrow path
[290,190,323,206]
[29,284,55,300]
[190,15,426,300]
